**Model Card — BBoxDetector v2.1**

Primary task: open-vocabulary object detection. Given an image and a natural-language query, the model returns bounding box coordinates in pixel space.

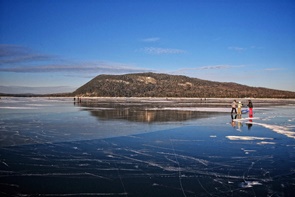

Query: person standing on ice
[247,100,253,116]
[231,100,237,114]
[237,101,243,115]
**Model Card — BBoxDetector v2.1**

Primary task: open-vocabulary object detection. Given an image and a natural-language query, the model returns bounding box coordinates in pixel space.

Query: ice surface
[252,122,295,139]
[0,98,294,196]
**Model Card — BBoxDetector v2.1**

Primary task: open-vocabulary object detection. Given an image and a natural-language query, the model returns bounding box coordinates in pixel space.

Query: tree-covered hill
[73,72,295,98]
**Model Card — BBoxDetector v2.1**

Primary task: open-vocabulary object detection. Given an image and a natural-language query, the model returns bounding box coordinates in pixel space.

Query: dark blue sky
[1,0,294,93]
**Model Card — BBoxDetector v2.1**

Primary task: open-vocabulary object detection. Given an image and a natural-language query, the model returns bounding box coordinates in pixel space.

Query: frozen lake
[0,97,294,196]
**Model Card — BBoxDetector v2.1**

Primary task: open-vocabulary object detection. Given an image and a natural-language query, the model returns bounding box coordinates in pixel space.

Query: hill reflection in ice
[84,107,222,123]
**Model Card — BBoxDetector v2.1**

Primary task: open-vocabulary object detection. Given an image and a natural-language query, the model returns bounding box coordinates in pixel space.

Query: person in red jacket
[247,100,253,116]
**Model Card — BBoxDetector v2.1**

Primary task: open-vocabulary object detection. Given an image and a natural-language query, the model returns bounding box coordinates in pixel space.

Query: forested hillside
[73,72,295,98]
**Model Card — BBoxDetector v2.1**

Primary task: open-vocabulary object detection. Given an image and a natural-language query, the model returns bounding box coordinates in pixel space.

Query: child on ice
[237,101,243,115]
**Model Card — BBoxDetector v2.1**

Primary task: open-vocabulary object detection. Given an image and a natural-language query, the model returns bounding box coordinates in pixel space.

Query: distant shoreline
[75,97,295,107]
[2,96,294,108]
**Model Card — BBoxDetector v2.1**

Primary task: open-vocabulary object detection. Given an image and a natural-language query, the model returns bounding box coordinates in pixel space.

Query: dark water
[0,98,294,196]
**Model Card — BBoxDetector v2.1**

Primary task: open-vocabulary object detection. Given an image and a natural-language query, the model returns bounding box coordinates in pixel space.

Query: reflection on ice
[150,107,230,112]
[85,108,222,123]
[0,98,226,147]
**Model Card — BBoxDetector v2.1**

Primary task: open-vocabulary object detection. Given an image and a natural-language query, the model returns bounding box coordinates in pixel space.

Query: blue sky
[1,0,295,94]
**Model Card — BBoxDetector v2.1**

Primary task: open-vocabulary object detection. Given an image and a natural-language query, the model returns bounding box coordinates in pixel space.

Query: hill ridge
[73,72,295,98]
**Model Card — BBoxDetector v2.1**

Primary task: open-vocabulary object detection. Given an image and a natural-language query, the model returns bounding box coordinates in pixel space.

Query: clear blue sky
[1,0,295,94]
